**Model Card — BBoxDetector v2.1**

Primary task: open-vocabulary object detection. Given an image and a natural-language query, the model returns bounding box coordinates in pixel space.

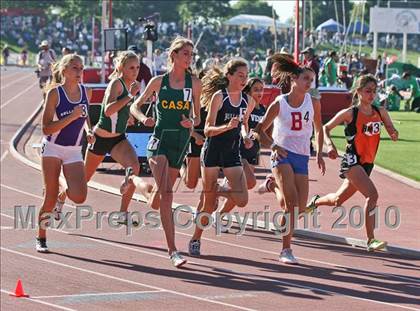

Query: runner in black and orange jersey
[306,74,399,252]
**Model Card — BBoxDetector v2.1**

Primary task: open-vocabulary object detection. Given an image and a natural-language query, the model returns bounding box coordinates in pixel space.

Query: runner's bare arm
[241,95,256,139]
[84,88,93,133]
[378,107,399,141]
[313,98,326,174]
[323,108,353,158]
[204,92,238,137]
[254,100,279,148]
[130,76,162,123]
[191,76,202,127]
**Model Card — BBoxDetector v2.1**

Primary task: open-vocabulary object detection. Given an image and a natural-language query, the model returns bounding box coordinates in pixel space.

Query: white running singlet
[272,93,314,156]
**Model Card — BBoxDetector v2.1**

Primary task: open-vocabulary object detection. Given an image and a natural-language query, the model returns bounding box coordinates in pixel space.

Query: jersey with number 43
[272,93,314,156]
[344,105,382,165]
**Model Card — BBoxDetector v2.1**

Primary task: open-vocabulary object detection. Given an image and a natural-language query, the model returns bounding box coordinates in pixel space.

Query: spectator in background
[37,40,56,93]
[263,48,274,83]
[301,47,320,99]
[128,45,152,93]
[349,53,364,73]
[153,48,166,75]
[338,70,353,89]
[2,45,10,66]
[249,55,263,78]
[61,46,72,56]
[324,51,338,87]
[401,72,420,111]
[20,47,28,67]
[386,85,403,111]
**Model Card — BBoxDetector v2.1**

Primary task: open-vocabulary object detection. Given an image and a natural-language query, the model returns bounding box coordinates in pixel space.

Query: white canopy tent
[225,14,290,29]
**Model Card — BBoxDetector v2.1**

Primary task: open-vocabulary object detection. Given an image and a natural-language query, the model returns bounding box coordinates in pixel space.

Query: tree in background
[178,0,232,24]
[231,0,276,18]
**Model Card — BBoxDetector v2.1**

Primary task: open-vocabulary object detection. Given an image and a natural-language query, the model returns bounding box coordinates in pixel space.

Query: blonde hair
[201,58,248,109]
[108,51,139,80]
[46,53,83,91]
[167,36,194,71]
[352,74,377,106]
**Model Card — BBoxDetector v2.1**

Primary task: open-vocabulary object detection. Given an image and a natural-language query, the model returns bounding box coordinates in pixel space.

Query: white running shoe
[36,238,49,253]
[279,248,299,265]
[170,251,187,268]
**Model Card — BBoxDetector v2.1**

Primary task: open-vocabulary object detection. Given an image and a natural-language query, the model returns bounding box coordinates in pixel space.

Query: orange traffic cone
[9,279,29,297]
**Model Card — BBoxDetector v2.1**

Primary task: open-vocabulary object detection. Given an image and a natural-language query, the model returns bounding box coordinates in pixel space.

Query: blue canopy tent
[347,20,370,34]
[316,19,344,32]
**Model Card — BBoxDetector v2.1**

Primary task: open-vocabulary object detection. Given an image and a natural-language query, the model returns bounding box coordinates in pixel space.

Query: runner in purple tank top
[36,54,94,253]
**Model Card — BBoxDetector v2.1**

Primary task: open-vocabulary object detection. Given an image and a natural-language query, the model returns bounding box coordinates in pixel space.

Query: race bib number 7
[183,88,192,102]
[147,136,160,151]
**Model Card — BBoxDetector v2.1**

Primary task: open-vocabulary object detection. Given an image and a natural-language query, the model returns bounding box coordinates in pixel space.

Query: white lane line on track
[0,71,24,81]
[31,290,165,299]
[2,243,419,311]
[1,247,257,311]
[1,150,9,162]
[1,289,77,311]
[2,195,420,310]
[2,182,420,286]
[1,73,33,90]
[0,81,38,110]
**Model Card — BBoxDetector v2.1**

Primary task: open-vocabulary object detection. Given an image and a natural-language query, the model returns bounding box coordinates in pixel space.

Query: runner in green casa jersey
[128,37,202,268]
[146,71,193,168]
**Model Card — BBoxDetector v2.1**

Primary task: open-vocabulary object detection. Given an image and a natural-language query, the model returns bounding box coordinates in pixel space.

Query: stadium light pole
[294,0,300,62]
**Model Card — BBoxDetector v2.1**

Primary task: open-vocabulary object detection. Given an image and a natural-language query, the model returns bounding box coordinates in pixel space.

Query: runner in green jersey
[83,51,142,224]
[128,37,202,268]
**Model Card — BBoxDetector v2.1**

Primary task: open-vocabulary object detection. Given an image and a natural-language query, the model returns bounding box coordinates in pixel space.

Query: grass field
[330,111,420,181]
[317,43,419,66]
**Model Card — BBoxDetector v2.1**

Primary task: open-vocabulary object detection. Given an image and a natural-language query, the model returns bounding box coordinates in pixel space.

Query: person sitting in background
[386,85,403,111]
[401,72,420,111]
[338,70,353,89]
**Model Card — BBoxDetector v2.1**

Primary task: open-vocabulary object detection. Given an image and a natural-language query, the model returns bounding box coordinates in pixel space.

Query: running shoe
[257,174,275,195]
[367,239,387,252]
[279,248,298,265]
[304,194,320,215]
[120,167,134,195]
[170,251,187,268]
[116,212,140,227]
[36,238,49,253]
[188,239,201,256]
